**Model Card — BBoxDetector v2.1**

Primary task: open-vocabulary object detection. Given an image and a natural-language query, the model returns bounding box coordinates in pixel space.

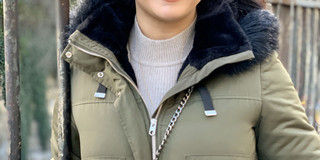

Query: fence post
[304,8,313,124]
[295,6,303,97]
[287,0,294,78]
[311,9,319,128]
[56,0,70,159]
[3,0,20,159]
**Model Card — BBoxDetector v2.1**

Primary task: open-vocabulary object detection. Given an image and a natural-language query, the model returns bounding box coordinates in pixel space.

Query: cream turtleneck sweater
[128,18,196,117]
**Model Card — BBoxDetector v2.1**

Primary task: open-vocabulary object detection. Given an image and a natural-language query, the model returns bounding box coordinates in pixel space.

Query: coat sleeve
[51,99,81,160]
[256,52,320,159]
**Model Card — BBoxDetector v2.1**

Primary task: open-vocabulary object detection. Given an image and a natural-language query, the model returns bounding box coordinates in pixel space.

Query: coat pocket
[185,155,251,160]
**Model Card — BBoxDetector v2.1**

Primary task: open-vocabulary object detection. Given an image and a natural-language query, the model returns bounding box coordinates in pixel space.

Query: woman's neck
[136,11,197,40]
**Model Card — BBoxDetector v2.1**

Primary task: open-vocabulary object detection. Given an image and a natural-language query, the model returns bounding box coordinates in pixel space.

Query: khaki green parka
[51,1,320,160]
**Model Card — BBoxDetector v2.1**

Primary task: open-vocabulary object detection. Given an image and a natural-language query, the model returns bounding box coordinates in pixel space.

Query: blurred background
[0,0,76,159]
[0,0,319,160]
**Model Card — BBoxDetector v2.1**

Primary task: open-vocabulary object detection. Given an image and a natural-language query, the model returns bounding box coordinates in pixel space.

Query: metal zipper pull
[149,118,157,160]
[149,118,157,136]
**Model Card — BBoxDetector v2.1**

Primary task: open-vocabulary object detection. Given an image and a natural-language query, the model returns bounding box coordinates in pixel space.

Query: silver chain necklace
[153,86,194,160]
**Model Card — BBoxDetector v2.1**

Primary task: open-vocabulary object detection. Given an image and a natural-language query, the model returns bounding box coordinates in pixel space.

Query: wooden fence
[267,0,320,132]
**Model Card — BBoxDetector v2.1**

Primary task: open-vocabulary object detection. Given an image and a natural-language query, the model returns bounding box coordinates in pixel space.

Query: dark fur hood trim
[68,0,279,80]
[215,9,279,75]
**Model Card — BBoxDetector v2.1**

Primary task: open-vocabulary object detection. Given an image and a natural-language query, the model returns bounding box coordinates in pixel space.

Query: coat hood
[67,0,279,82]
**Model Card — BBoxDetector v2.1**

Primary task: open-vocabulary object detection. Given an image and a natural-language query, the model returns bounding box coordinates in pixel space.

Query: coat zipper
[68,40,162,159]
[149,104,163,160]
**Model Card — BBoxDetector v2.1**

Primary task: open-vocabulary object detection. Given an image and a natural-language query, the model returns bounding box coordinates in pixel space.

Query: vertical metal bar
[295,6,303,97]
[311,9,319,128]
[318,4,320,133]
[3,0,20,159]
[276,0,283,18]
[56,0,70,159]
[304,8,312,124]
[288,0,295,77]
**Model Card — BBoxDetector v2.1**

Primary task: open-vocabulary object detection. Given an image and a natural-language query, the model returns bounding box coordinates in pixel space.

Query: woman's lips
[163,0,179,2]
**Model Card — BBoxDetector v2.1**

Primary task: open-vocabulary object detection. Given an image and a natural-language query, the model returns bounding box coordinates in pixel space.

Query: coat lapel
[64,31,153,159]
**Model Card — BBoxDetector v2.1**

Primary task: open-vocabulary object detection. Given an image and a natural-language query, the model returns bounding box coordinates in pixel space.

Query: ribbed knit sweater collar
[129,17,196,67]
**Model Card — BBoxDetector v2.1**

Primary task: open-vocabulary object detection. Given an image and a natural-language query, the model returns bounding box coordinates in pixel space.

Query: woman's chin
[152,10,193,23]
[154,15,183,23]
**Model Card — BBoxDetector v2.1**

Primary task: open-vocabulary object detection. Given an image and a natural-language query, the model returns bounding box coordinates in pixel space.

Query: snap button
[65,51,72,58]
[97,72,104,78]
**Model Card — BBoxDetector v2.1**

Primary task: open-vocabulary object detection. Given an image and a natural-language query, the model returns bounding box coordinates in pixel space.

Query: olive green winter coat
[51,1,320,160]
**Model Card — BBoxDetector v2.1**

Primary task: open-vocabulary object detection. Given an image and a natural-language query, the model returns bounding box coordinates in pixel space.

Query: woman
[51,0,320,159]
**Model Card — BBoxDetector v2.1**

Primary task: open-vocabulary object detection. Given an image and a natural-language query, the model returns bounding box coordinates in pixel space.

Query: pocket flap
[84,157,125,160]
[185,155,250,160]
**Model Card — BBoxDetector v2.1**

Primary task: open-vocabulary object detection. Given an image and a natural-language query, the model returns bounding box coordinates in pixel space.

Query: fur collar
[68,0,279,82]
